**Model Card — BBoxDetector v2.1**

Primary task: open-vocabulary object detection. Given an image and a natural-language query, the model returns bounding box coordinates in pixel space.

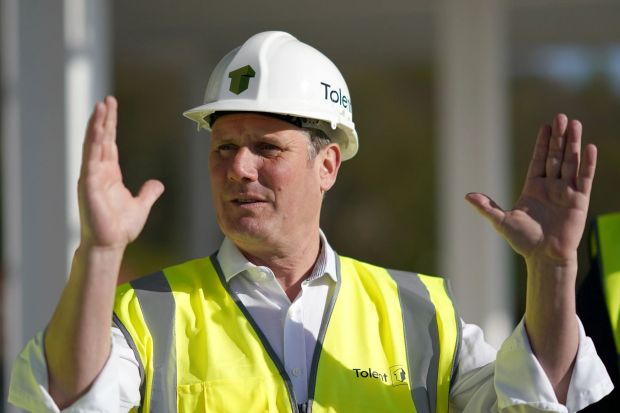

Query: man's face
[209,113,339,252]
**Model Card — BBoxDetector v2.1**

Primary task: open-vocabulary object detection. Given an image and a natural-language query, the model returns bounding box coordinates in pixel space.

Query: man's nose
[228,147,258,182]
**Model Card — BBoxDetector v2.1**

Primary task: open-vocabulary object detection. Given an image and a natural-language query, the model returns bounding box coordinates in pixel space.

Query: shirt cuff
[495,317,613,412]
[8,330,123,412]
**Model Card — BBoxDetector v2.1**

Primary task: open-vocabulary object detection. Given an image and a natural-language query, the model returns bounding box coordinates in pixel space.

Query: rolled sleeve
[8,328,141,412]
[451,318,613,412]
[495,318,613,412]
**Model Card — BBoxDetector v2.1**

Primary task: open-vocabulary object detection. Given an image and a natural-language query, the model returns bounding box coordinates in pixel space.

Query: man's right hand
[79,96,164,250]
[45,96,164,408]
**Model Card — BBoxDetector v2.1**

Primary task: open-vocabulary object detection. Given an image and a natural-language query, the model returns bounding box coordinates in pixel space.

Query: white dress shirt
[9,234,613,412]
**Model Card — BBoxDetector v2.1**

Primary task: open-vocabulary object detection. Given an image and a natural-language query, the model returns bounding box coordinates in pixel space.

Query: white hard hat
[183,31,359,160]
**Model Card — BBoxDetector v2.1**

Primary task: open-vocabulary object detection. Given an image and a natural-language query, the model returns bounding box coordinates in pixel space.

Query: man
[9,31,613,412]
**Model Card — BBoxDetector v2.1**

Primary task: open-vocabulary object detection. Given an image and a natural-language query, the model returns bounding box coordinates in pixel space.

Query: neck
[238,231,322,301]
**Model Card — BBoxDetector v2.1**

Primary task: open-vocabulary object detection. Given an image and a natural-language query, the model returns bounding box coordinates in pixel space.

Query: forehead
[211,113,305,140]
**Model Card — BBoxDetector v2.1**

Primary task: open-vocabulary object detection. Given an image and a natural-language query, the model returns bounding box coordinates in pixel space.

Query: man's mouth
[234,199,261,204]
[230,196,268,205]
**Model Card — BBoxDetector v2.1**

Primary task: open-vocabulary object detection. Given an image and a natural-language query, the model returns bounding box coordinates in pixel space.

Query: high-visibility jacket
[577,212,620,412]
[591,212,620,362]
[113,254,461,413]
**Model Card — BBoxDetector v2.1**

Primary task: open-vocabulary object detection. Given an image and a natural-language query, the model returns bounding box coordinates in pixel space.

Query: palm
[78,97,164,248]
[467,115,596,263]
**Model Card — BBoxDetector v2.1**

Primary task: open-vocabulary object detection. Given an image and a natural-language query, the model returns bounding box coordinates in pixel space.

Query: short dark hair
[303,128,332,160]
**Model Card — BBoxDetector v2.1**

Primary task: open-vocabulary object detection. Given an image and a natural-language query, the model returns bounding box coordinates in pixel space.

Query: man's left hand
[465,113,596,267]
[465,113,597,403]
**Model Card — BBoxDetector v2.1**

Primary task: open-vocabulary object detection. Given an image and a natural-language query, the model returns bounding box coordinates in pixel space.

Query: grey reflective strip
[388,269,440,413]
[112,313,146,401]
[131,272,177,412]
[443,279,462,388]
[210,254,299,413]
[306,254,342,410]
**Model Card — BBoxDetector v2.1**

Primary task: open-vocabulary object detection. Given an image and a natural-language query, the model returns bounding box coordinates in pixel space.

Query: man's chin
[221,223,273,246]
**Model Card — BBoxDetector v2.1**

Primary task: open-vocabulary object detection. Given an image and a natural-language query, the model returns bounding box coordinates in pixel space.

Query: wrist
[525,257,578,306]
[77,239,127,257]
[525,252,578,280]
[71,242,126,284]
[524,255,578,335]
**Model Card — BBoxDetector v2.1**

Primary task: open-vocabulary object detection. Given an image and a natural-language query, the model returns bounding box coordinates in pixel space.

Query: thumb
[137,179,165,211]
[465,192,506,230]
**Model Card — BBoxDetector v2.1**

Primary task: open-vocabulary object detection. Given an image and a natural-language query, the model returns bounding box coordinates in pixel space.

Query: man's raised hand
[465,114,596,265]
[78,96,164,249]
[464,114,597,400]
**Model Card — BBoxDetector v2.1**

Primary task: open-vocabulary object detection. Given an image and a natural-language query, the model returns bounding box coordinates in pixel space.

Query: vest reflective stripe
[593,212,620,358]
[114,255,460,412]
[130,272,177,412]
[416,274,460,413]
[388,269,439,413]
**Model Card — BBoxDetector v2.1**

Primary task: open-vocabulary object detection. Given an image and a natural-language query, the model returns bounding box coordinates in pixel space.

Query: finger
[102,96,119,162]
[546,114,568,178]
[81,101,106,171]
[560,119,582,186]
[103,96,118,141]
[137,180,165,211]
[526,124,551,178]
[465,192,506,230]
[577,143,597,195]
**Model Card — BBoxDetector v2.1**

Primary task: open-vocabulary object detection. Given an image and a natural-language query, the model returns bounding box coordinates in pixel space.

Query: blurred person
[577,212,620,411]
[8,31,613,412]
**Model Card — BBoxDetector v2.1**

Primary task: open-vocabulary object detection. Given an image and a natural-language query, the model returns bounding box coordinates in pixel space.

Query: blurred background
[2,0,620,410]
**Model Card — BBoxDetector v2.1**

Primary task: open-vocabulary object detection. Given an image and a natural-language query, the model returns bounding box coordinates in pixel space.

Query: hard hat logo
[228,65,256,95]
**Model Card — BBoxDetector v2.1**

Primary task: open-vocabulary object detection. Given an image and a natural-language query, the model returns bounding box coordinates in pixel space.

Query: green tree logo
[389,365,408,387]
[228,65,256,94]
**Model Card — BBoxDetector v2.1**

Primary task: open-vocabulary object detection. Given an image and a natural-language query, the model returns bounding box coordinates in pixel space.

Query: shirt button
[291,367,302,377]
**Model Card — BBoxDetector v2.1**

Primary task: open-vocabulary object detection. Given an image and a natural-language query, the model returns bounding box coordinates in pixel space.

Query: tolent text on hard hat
[321,82,352,113]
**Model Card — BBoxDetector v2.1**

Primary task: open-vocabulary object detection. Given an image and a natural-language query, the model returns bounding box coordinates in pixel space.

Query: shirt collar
[216,231,338,284]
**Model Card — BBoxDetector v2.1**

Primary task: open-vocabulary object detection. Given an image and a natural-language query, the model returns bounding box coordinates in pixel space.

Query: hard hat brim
[183,101,358,160]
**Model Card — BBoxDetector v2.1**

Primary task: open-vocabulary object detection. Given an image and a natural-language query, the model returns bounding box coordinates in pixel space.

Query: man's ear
[319,143,341,193]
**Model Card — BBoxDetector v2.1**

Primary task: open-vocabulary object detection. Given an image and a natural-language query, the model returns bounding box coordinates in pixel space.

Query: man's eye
[257,143,281,154]
[217,144,237,152]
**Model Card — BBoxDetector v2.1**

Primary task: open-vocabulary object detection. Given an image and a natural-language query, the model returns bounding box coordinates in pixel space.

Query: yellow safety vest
[591,212,620,359]
[113,254,461,412]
